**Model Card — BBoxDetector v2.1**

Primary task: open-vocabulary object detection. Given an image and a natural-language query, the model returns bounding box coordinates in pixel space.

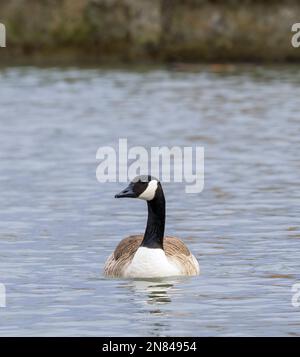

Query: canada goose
[104,175,200,278]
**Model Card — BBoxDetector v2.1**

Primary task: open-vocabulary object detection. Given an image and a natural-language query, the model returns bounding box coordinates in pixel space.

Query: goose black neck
[141,187,165,249]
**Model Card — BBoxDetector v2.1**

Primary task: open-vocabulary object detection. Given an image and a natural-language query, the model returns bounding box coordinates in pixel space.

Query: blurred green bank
[0,0,299,64]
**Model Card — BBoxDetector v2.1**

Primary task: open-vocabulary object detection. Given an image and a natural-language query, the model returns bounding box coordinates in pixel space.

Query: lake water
[0,65,299,336]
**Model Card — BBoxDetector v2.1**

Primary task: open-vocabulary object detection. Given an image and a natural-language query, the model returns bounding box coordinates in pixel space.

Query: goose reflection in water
[120,277,190,306]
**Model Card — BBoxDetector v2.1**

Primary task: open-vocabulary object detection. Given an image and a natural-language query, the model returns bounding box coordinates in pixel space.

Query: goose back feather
[104,235,199,277]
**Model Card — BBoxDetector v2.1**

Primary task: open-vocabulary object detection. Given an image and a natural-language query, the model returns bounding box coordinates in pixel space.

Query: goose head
[115,175,160,201]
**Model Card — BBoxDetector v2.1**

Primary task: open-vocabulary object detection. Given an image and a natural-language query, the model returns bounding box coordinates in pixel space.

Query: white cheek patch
[138,180,158,201]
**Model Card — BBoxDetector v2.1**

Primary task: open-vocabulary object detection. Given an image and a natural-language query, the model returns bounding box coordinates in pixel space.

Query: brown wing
[104,235,199,277]
[164,236,190,256]
[164,236,199,276]
[104,235,143,277]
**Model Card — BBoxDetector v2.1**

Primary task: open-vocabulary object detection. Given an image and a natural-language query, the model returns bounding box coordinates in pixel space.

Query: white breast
[124,247,182,278]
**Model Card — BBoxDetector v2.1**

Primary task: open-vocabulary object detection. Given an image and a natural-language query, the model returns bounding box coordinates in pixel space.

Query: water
[0,64,299,336]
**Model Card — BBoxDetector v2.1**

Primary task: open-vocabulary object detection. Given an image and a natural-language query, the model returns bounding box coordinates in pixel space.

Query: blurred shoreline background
[0,0,300,65]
